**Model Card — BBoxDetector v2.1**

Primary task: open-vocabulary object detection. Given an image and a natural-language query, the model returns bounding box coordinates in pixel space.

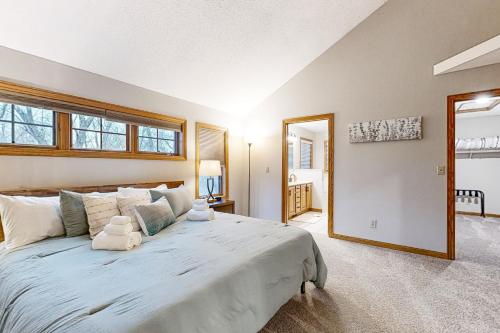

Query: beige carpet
[261,215,500,332]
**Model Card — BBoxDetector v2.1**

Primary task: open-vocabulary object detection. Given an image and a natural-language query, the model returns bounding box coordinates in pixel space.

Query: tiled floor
[288,211,327,234]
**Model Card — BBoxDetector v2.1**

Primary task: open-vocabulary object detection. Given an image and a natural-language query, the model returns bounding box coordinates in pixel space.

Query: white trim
[434,35,500,75]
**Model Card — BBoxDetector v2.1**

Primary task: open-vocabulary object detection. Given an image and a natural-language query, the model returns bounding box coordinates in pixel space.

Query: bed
[0,181,327,333]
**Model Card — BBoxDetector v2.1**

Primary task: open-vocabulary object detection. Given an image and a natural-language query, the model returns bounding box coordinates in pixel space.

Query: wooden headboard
[0,180,184,242]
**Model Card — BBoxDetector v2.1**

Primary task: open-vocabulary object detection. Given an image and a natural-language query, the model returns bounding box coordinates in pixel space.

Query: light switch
[265,166,270,173]
[436,165,445,175]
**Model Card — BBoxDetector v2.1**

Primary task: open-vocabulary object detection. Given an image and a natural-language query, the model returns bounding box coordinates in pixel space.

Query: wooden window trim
[300,137,313,169]
[136,125,178,155]
[0,80,187,161]
[195,122,229,198]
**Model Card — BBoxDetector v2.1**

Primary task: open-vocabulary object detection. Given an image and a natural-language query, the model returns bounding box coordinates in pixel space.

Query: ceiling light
[475,96,491,105]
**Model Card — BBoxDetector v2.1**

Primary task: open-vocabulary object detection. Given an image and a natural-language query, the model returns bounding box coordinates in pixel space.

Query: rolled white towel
[192,199,209,211]
[187,208,215,221]
[92,231,142,251]
[129,232,142,246]
[104,223,133,236]
[110,216,131,225]
[192,203,209,211]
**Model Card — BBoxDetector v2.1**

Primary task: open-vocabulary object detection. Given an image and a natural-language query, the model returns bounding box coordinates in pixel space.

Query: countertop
[288,181,312,186]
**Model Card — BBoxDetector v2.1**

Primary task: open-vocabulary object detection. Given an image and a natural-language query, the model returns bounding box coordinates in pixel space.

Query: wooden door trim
[282,113,334,237]
[447,88,500,260]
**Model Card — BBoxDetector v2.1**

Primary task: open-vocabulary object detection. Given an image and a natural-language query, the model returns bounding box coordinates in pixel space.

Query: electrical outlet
[436,165,445,175]
[370,219,378,229]
[265,166,270,173]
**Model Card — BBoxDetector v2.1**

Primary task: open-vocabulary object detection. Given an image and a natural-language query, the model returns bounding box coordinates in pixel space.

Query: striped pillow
[116,193,151,232]
[82,194,120,238]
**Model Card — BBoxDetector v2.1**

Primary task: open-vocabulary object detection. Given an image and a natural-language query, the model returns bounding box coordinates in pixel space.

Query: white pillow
[116,193,152,232]
[0,195,65,250]
[117,184,167,197]
[82,194,120,239]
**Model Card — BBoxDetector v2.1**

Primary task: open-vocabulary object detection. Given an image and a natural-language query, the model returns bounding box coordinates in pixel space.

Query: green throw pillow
[59,190,89,237]
[135,197,176,236]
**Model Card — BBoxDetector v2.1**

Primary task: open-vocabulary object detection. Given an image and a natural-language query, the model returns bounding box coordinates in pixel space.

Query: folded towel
[187,208,215,221]
[110,216,131,225]
[92,231,142,251]
[193,199,207,205]
[192,202,209,211]
[104,223,133,236]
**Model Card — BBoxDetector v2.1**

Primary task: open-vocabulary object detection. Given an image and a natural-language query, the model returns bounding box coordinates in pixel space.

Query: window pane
[158,139,174,153]
[138,137,157,152]
[0,122,12,143]
[138,126,157,137]
[72,114,100,131]
[102,119,126,134]
[14,105,53,125]
[102,133,126,151]
[300,140,312,169]
[199,176,221,196]
[0,103,12,121]
[158,129,175,140]
[72,129,100,150]
[14,124,53,145]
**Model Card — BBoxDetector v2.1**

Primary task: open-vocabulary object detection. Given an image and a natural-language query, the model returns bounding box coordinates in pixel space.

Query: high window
[0,81,186,160]
[0,102,55,146]
[71,114,128,151]
[138,126,177,154]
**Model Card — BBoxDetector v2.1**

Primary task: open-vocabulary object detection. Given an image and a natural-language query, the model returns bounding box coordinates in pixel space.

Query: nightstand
[208,199,235,214]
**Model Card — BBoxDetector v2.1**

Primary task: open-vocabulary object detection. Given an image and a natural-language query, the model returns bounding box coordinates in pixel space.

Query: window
[288,143,294,169]
[71,114,127,151]
[0,102,55,146]
[199,173,222,197]
[300,138,313,169]
[195,123,228,198]
[138,126,177,154]
[0,81,187,160]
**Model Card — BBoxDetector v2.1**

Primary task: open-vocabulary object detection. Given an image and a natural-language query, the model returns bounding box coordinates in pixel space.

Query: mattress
[0,212,327,333]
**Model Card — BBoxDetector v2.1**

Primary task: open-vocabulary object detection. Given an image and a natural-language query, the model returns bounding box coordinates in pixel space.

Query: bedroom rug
[261,214,500,333]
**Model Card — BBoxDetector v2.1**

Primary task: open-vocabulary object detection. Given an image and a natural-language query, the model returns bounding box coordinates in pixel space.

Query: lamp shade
[199,160,222,177]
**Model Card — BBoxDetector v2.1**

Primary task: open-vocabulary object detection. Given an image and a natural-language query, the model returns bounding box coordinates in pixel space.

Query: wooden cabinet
[288,187,296,216]
[288,182,312,218]
[306,183,312,210]
[208,199,235,214]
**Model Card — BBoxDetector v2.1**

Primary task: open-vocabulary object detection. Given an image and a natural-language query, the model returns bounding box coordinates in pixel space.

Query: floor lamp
[247,141,252,216]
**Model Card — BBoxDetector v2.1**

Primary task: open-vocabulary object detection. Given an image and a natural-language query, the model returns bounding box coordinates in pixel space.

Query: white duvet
[0,212,327,333]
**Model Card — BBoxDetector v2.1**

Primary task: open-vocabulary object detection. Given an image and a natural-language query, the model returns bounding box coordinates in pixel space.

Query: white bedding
[0,212,327,333]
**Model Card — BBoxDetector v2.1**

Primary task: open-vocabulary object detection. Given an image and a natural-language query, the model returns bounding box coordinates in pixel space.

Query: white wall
[245,0,500,253]
[0,47,247,214]
[456,115,500,214]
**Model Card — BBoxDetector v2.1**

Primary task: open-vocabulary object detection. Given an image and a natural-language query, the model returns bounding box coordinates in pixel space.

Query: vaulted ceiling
[0,0,385,114]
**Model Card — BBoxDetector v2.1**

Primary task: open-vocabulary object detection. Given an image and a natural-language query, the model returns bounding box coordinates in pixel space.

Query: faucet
[288,173,297,183]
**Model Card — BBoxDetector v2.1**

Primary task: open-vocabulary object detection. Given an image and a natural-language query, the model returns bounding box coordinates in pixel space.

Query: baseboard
[309,208,322,213]
[456,211,500,218]
[330,233,449,259]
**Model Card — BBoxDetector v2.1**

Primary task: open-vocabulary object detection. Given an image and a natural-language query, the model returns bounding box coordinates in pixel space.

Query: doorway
[282,114,334,236]
[447,88,500,260]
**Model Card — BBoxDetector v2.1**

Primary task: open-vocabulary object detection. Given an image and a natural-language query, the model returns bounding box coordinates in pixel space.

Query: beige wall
[0,47,247,214]
[245,0,500,252]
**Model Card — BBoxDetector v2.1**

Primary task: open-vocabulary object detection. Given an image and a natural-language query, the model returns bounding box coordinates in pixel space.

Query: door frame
[447,88,500,260]
[282,113,334,236]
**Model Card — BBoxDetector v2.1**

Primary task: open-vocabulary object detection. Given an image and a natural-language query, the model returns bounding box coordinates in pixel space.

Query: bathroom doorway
[282,114,334,236]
